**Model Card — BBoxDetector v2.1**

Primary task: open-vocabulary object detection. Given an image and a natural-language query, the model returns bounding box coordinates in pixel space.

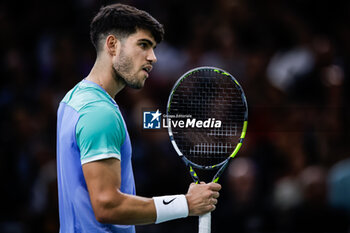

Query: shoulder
[61,81,113,112]
[79,101,122,126]
[76,99,126,141]
[76,101,126,164]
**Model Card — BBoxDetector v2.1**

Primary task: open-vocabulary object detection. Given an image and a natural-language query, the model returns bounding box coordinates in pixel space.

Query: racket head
[167,67,248,170]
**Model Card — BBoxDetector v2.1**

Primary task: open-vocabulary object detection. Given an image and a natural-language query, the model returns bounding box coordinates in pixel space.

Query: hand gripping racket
[166,67,248,233]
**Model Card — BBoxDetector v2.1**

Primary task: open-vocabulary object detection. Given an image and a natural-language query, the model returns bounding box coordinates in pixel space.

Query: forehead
[127,28,156,46]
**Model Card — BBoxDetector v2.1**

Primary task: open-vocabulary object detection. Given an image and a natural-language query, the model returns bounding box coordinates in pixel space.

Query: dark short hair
[90,3,164,51]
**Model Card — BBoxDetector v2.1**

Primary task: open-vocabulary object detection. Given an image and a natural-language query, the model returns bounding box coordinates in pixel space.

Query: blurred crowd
[1,0,350,232]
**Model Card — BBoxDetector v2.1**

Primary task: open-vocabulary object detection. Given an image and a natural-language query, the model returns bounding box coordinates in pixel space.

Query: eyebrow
[138,38,156,48]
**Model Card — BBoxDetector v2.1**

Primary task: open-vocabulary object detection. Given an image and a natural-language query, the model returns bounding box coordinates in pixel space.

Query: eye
[139,42,148,49]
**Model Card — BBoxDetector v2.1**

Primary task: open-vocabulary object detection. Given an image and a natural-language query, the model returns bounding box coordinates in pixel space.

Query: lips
[142,65,153,74]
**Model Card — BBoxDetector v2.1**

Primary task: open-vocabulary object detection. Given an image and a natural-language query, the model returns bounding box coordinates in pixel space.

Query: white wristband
[152,194,189,224]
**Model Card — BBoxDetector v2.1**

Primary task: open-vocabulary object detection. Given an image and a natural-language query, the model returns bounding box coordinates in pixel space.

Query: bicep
[82,158,122,211]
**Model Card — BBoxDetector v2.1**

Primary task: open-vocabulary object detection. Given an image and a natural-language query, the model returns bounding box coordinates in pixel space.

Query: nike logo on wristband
[163,197,176,205]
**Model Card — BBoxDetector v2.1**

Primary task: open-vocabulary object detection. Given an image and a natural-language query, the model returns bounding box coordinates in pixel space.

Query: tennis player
[56,4,221,233]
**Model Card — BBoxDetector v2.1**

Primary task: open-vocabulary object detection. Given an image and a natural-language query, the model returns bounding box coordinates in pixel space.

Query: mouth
[142,65,153,76]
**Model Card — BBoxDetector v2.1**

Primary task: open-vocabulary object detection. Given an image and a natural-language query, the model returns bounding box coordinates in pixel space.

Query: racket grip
[198,212,211,233]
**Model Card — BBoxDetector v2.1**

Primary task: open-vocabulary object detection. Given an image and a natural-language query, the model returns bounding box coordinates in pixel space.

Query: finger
[208,182,222,191]
[209,204,216,212]
[211,191,220,199]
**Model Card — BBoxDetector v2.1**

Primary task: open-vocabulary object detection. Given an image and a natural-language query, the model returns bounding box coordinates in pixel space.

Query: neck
[85,55,126,98]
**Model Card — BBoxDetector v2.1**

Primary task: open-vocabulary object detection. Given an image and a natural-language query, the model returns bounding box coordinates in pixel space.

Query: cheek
[112,55,120,69]
[116,53,135,75]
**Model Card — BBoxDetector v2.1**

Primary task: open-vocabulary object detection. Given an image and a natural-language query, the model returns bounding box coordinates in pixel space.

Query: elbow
[94,208,111,224]
[92,194,122,224]
[96,215,112,224]
[93,200,113,224]
[95,214,109,224]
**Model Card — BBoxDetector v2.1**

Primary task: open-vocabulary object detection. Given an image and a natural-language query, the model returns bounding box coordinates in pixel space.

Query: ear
[105,35,118,56]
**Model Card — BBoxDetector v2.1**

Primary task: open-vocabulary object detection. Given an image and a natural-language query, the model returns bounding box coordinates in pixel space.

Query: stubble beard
[113,49,144,89]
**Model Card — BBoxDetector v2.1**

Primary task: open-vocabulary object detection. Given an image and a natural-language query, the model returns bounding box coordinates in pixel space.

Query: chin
[127,81,144,89]
[123,74,145,89]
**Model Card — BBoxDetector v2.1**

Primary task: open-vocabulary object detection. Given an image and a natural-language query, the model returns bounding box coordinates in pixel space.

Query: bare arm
[83,158,221,225]
[83,158,156,225]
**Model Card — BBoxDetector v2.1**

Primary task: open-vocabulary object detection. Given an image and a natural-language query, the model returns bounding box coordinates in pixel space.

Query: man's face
[112,29,157,89]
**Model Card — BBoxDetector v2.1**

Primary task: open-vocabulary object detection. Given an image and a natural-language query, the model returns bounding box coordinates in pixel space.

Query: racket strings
[169,69,246,167]
[189,143,234,155]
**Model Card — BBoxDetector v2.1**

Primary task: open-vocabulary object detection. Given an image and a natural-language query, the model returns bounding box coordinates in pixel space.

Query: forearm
[82,159,216,225]
[93,190,156,225]
[91,185,220,225]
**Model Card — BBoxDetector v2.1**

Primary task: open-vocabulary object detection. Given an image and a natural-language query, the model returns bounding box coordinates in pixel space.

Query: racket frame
[167,66,248,233]
[166,66,248,184]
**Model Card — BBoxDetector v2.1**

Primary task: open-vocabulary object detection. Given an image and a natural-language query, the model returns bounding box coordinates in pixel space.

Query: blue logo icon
[143,109,162,129]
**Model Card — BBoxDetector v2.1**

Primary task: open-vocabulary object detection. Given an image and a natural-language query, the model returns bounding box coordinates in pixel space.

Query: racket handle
[198,212,211,233]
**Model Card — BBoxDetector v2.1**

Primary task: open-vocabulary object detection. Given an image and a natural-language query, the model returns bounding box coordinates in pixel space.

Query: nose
[147,49,157,64]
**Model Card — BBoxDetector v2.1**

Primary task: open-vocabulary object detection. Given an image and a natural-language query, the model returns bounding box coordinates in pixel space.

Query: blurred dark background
[1,0,350,232]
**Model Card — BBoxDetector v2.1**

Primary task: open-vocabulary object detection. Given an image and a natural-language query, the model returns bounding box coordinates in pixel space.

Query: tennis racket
[166,67,248,233]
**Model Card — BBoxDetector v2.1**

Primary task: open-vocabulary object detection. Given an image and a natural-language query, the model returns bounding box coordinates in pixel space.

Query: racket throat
[189,165,200,184]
